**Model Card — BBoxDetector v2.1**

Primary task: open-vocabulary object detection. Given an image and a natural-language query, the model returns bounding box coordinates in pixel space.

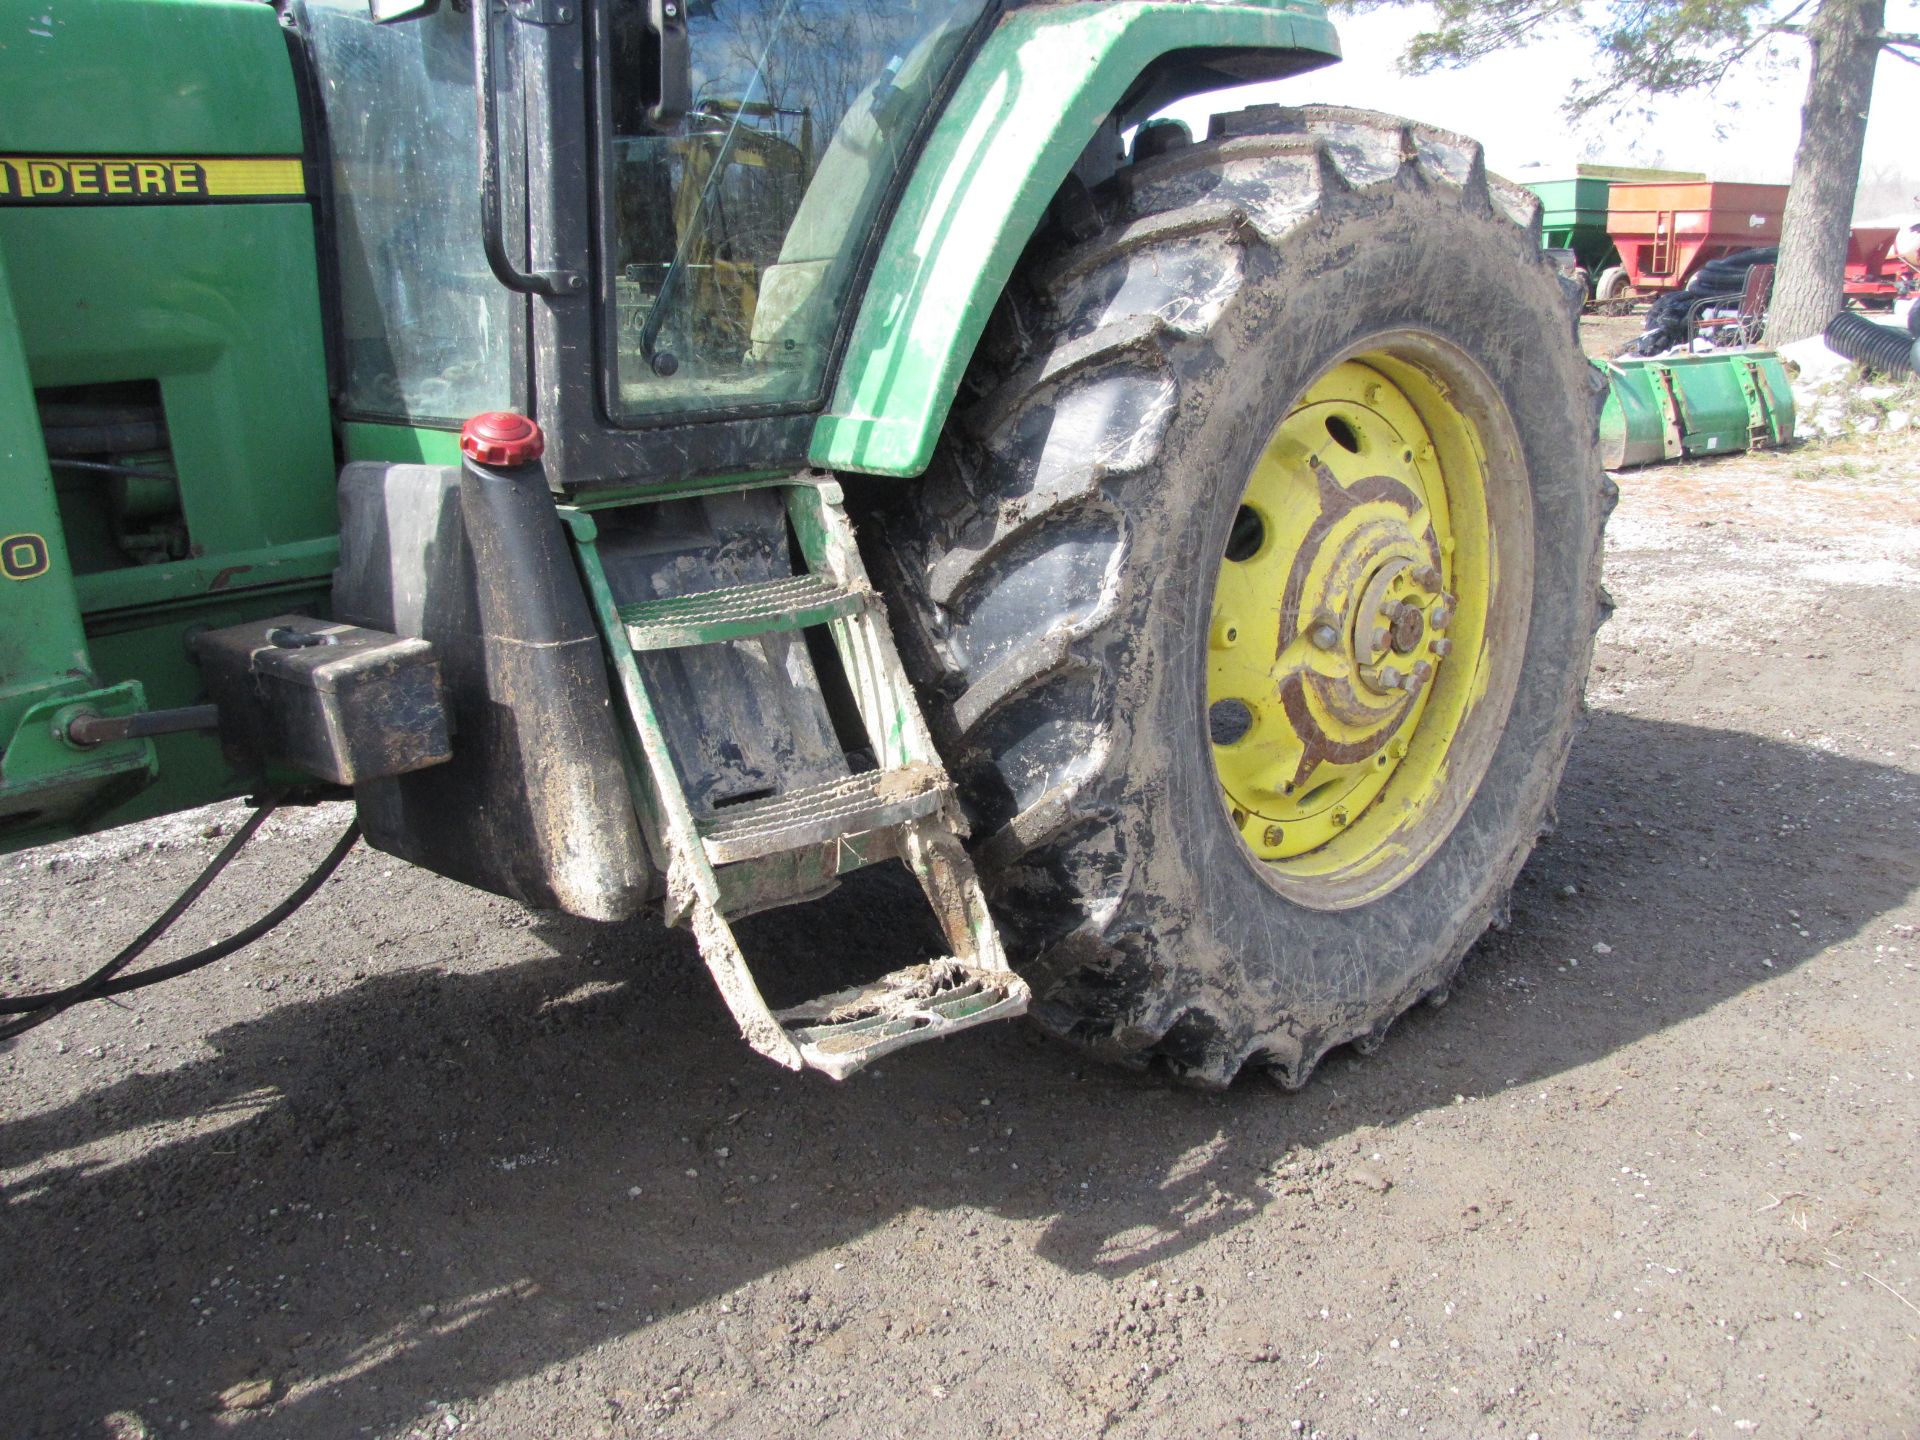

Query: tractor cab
[296,0,988,485]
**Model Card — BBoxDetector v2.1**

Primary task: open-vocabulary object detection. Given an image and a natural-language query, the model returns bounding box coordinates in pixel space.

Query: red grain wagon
[1843,226,1903,305]
[1602,182,1906,310]
[1603,180,1785,296]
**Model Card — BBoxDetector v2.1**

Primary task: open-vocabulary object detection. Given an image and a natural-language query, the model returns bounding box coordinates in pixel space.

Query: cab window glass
[298,0,512,424]
[603,0,985,421]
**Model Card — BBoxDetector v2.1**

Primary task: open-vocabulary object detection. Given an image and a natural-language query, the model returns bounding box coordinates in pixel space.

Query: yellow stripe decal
[0,156,305,204]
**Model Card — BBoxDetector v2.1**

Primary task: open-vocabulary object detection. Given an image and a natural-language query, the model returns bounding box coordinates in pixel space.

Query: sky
[1159,2,1920,220]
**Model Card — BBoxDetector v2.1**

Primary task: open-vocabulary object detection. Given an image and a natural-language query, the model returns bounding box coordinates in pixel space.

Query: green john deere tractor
[0,0,1610,1084]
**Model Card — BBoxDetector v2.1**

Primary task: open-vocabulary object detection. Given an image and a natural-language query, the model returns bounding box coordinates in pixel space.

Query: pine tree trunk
[1769,0,1884,345]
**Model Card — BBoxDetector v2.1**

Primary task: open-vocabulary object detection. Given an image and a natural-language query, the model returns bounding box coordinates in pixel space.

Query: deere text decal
[0,156,304,205]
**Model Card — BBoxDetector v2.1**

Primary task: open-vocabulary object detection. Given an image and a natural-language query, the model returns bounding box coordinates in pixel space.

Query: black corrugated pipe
[1823,311,1920,377]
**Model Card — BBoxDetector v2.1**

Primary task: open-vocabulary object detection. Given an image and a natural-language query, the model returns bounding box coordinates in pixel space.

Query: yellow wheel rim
[1207,345,1504,905]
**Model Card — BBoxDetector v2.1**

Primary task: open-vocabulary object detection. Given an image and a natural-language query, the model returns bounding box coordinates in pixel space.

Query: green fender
[808,0,1340,478]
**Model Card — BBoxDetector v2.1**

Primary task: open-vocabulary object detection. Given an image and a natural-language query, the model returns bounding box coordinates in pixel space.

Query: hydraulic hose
[0,807,360,1040]
[1823,310,1920,378]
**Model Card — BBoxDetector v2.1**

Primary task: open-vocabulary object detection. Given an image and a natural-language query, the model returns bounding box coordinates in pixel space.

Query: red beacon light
[459,411,545,467]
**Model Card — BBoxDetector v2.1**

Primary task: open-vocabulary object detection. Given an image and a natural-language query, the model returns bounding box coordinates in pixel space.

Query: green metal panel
[1597,353,1795,470]
[1744,355,1796,444]
[0,242,165,837]
[0,682,158,836]
[1527,177,1611,229]
[809,0,1340,478]
[1527,178,1615,272]
[3,205,336,565]
[340,420,466,468]
[1597,362,1673,470]
[0,243,91,734]
[71,538,338,617]
[0,0,336,851]
[0,0,303,155]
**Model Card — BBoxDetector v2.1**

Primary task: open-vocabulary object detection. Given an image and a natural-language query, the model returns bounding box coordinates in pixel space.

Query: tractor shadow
[1,712,1914,1438]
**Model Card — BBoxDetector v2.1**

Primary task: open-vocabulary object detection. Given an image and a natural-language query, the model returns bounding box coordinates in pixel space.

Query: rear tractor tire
[873,105,1612,1087]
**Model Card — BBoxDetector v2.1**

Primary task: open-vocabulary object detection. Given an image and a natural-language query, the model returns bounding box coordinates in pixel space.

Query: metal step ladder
[561,480,1028,1079]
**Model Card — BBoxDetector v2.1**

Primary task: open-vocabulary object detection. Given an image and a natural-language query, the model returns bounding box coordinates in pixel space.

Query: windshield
[602,0,986,421]
[297,0,511,426]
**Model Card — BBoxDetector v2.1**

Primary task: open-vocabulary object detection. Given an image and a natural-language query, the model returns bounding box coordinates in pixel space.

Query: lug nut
[1361,665,1403,692]
[1428,603,1452,630]
[1369,625,1390,652]
[1330,807,1349,827]
[1262,824,1284,847]
[1309,622,1340,651]
[1430,637,1453,657]
[1413,565,1443,590]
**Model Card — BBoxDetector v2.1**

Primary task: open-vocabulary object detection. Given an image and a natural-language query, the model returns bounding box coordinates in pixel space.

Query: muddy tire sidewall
[1098,179,1602,1074]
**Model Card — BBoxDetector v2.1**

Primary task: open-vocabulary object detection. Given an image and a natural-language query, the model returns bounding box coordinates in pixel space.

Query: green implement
[1528,176,1617,278]
[1597,352,1796,470]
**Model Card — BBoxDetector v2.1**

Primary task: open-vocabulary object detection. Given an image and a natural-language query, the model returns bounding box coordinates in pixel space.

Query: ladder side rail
[563,509,807,1070]
[786,480,945,775]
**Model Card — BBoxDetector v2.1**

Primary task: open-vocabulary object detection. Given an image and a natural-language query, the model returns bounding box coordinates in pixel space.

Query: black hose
[1691,247,1778,294]
[0,812,360,1039]
[1823,311,1920,377]
[77,823,360,1000]
[46,457,180,483]
[0,802,280,1018]
[39,401,168,457]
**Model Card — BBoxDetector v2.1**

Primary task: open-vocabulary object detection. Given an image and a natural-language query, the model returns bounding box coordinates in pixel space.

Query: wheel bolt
[1369,625,1390,652]
[1430,638,1453,657]
[1413,565,1443,590]
[1361,665,1403,692]
[1309,622,1340,651]
[1262,824,1284,847]
[1428,603,1451,630]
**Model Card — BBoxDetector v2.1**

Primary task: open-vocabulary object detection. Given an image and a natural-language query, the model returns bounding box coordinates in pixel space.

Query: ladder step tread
[698,764,949,865]
[620,573,865,649]
[775,959,1032,1080]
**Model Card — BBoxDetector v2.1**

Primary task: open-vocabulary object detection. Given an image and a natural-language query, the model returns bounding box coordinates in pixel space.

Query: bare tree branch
[1706,0,1819,88]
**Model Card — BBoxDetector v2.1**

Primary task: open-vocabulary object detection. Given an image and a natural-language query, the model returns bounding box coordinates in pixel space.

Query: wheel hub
[1207,356,1486,866]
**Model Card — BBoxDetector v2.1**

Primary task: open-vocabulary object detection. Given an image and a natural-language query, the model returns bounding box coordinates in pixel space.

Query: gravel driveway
[4,413,1917,1440]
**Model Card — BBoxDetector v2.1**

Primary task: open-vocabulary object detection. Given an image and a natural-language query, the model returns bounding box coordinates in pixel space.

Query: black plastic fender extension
[336,458,654,919]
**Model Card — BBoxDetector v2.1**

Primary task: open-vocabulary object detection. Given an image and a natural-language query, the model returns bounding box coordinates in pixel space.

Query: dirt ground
[4,340,1918,1439]
[1575,311,1643,361]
